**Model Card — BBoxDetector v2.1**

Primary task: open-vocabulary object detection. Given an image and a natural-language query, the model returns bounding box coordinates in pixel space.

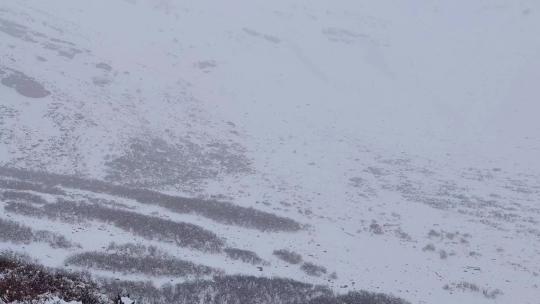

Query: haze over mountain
[1,1,539,303]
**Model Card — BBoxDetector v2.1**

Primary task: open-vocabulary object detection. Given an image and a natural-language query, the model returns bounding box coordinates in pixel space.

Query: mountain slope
[1,0,539,303]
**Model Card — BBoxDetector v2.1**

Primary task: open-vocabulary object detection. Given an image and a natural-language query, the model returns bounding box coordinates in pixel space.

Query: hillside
[1,1,539,303]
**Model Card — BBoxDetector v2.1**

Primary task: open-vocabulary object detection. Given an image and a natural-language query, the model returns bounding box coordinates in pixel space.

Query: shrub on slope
[0,252,108,304]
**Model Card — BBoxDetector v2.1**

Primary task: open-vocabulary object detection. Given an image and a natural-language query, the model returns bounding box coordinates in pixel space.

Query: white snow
[1,0,539,303]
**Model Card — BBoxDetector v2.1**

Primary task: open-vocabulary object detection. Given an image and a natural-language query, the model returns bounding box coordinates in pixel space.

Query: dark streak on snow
[0,69,50,98]
[0,167,302,232]
[66,251,221,277]
[5,200,225,253]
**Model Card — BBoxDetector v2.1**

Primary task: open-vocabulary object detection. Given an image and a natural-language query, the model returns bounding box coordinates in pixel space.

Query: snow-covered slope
[1,0,539,303]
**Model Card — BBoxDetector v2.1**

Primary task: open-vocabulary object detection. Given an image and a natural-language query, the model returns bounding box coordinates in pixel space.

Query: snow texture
[1,0,540,303]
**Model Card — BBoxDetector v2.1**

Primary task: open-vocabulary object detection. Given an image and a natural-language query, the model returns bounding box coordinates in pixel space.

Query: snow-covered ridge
[1,0,539,303]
